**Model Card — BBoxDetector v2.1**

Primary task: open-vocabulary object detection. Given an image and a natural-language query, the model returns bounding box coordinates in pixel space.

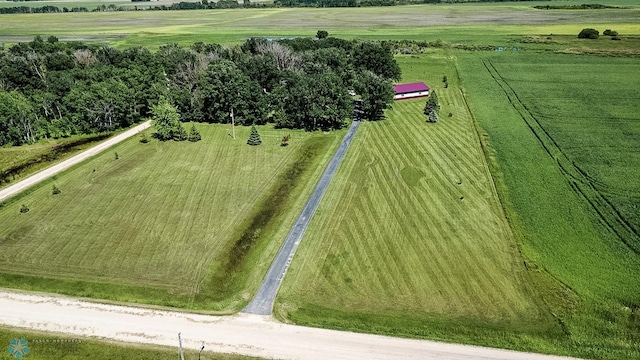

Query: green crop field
[454,50,640,358]
[0,124,343,311]
[1,3,639,48]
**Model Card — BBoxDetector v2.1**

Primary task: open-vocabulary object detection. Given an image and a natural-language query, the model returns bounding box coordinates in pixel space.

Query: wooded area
[0,35,399,146]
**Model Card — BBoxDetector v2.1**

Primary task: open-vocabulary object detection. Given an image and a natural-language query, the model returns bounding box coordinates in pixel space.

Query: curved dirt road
[0,121,151,203]
[0,290,578,360]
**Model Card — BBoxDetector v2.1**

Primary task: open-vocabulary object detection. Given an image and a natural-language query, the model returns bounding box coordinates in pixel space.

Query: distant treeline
[0,0,557,13]
[0,35,399,146]
[533,3,623,9]
[0,5,89,13]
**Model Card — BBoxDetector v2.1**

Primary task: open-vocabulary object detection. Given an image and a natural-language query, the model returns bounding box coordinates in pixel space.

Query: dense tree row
[0,35,398,146]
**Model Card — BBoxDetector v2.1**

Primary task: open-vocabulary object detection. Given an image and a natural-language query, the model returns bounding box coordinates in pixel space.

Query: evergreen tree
[424,90,439,123]
[188,123,201,142]
[247,125,262,146]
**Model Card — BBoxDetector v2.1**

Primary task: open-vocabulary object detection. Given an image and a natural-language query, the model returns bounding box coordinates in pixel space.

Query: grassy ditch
[199,135,339,307]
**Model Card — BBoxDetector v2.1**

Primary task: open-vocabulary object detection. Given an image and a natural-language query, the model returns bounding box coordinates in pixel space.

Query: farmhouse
[393,82,430,100]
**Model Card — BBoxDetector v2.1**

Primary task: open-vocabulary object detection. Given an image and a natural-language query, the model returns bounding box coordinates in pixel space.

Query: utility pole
[230,107,236,139]
[178,333,185,360]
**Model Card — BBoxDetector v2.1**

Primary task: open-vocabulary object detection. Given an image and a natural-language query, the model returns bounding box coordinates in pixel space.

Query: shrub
[52,184,61,195]
[316,30,329,39]
[114,152,119,160]
[281,134,291,147]
[603,29,618,36]
[139,132,150,143]
[20,204,29,213]
[578,28,599,39]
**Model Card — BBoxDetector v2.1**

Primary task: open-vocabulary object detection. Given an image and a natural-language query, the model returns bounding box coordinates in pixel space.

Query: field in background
[276,52,566,354]
[0,124,343,311]
[0,3,639,47]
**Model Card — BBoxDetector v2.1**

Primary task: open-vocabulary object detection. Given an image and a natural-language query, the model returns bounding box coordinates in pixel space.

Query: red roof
[393,82,430,94]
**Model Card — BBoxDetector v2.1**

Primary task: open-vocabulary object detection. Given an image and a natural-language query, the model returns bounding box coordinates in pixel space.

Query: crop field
[0,124,343,311]
[276,52,567,352]
[1,3,639,48]
[455,51,640,358]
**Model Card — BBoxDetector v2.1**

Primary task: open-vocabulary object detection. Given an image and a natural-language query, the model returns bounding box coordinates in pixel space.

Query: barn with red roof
[393,82,430,100]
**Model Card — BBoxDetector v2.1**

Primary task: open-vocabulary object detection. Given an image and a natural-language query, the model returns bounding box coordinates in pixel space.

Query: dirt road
[0,121,151,203]
[0,290,578,360]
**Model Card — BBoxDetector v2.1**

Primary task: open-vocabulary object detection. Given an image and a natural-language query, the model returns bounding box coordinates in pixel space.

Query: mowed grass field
[456,51,640,358]
[0,124,343,311]
[276,52,563,352]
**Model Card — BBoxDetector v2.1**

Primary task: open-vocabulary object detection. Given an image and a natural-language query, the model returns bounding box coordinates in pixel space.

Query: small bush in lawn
[578,28,599,39]
[114,152,119,160]
[442,75,448,83]
[139,132,150,143]
[448,112,453,117]
[20,204,29,213]
[281,134,291,147]
[52,184,61,195]
[603,29,618,36]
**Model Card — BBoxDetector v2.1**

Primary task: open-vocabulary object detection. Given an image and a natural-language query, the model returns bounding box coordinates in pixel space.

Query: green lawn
[0,123,343,312]
[276,52,564,354]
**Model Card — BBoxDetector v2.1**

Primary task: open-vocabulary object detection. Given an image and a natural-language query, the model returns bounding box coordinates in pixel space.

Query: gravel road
[0,121,151,203]
[243,121,361,315]
[0,290,579,360]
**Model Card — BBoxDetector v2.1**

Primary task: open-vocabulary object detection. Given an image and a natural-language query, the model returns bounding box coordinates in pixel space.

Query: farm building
[393,82,430,100]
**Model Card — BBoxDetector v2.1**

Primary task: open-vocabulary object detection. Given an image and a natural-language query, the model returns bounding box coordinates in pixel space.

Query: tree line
[0,0,441,14]
[0,34,399,146]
